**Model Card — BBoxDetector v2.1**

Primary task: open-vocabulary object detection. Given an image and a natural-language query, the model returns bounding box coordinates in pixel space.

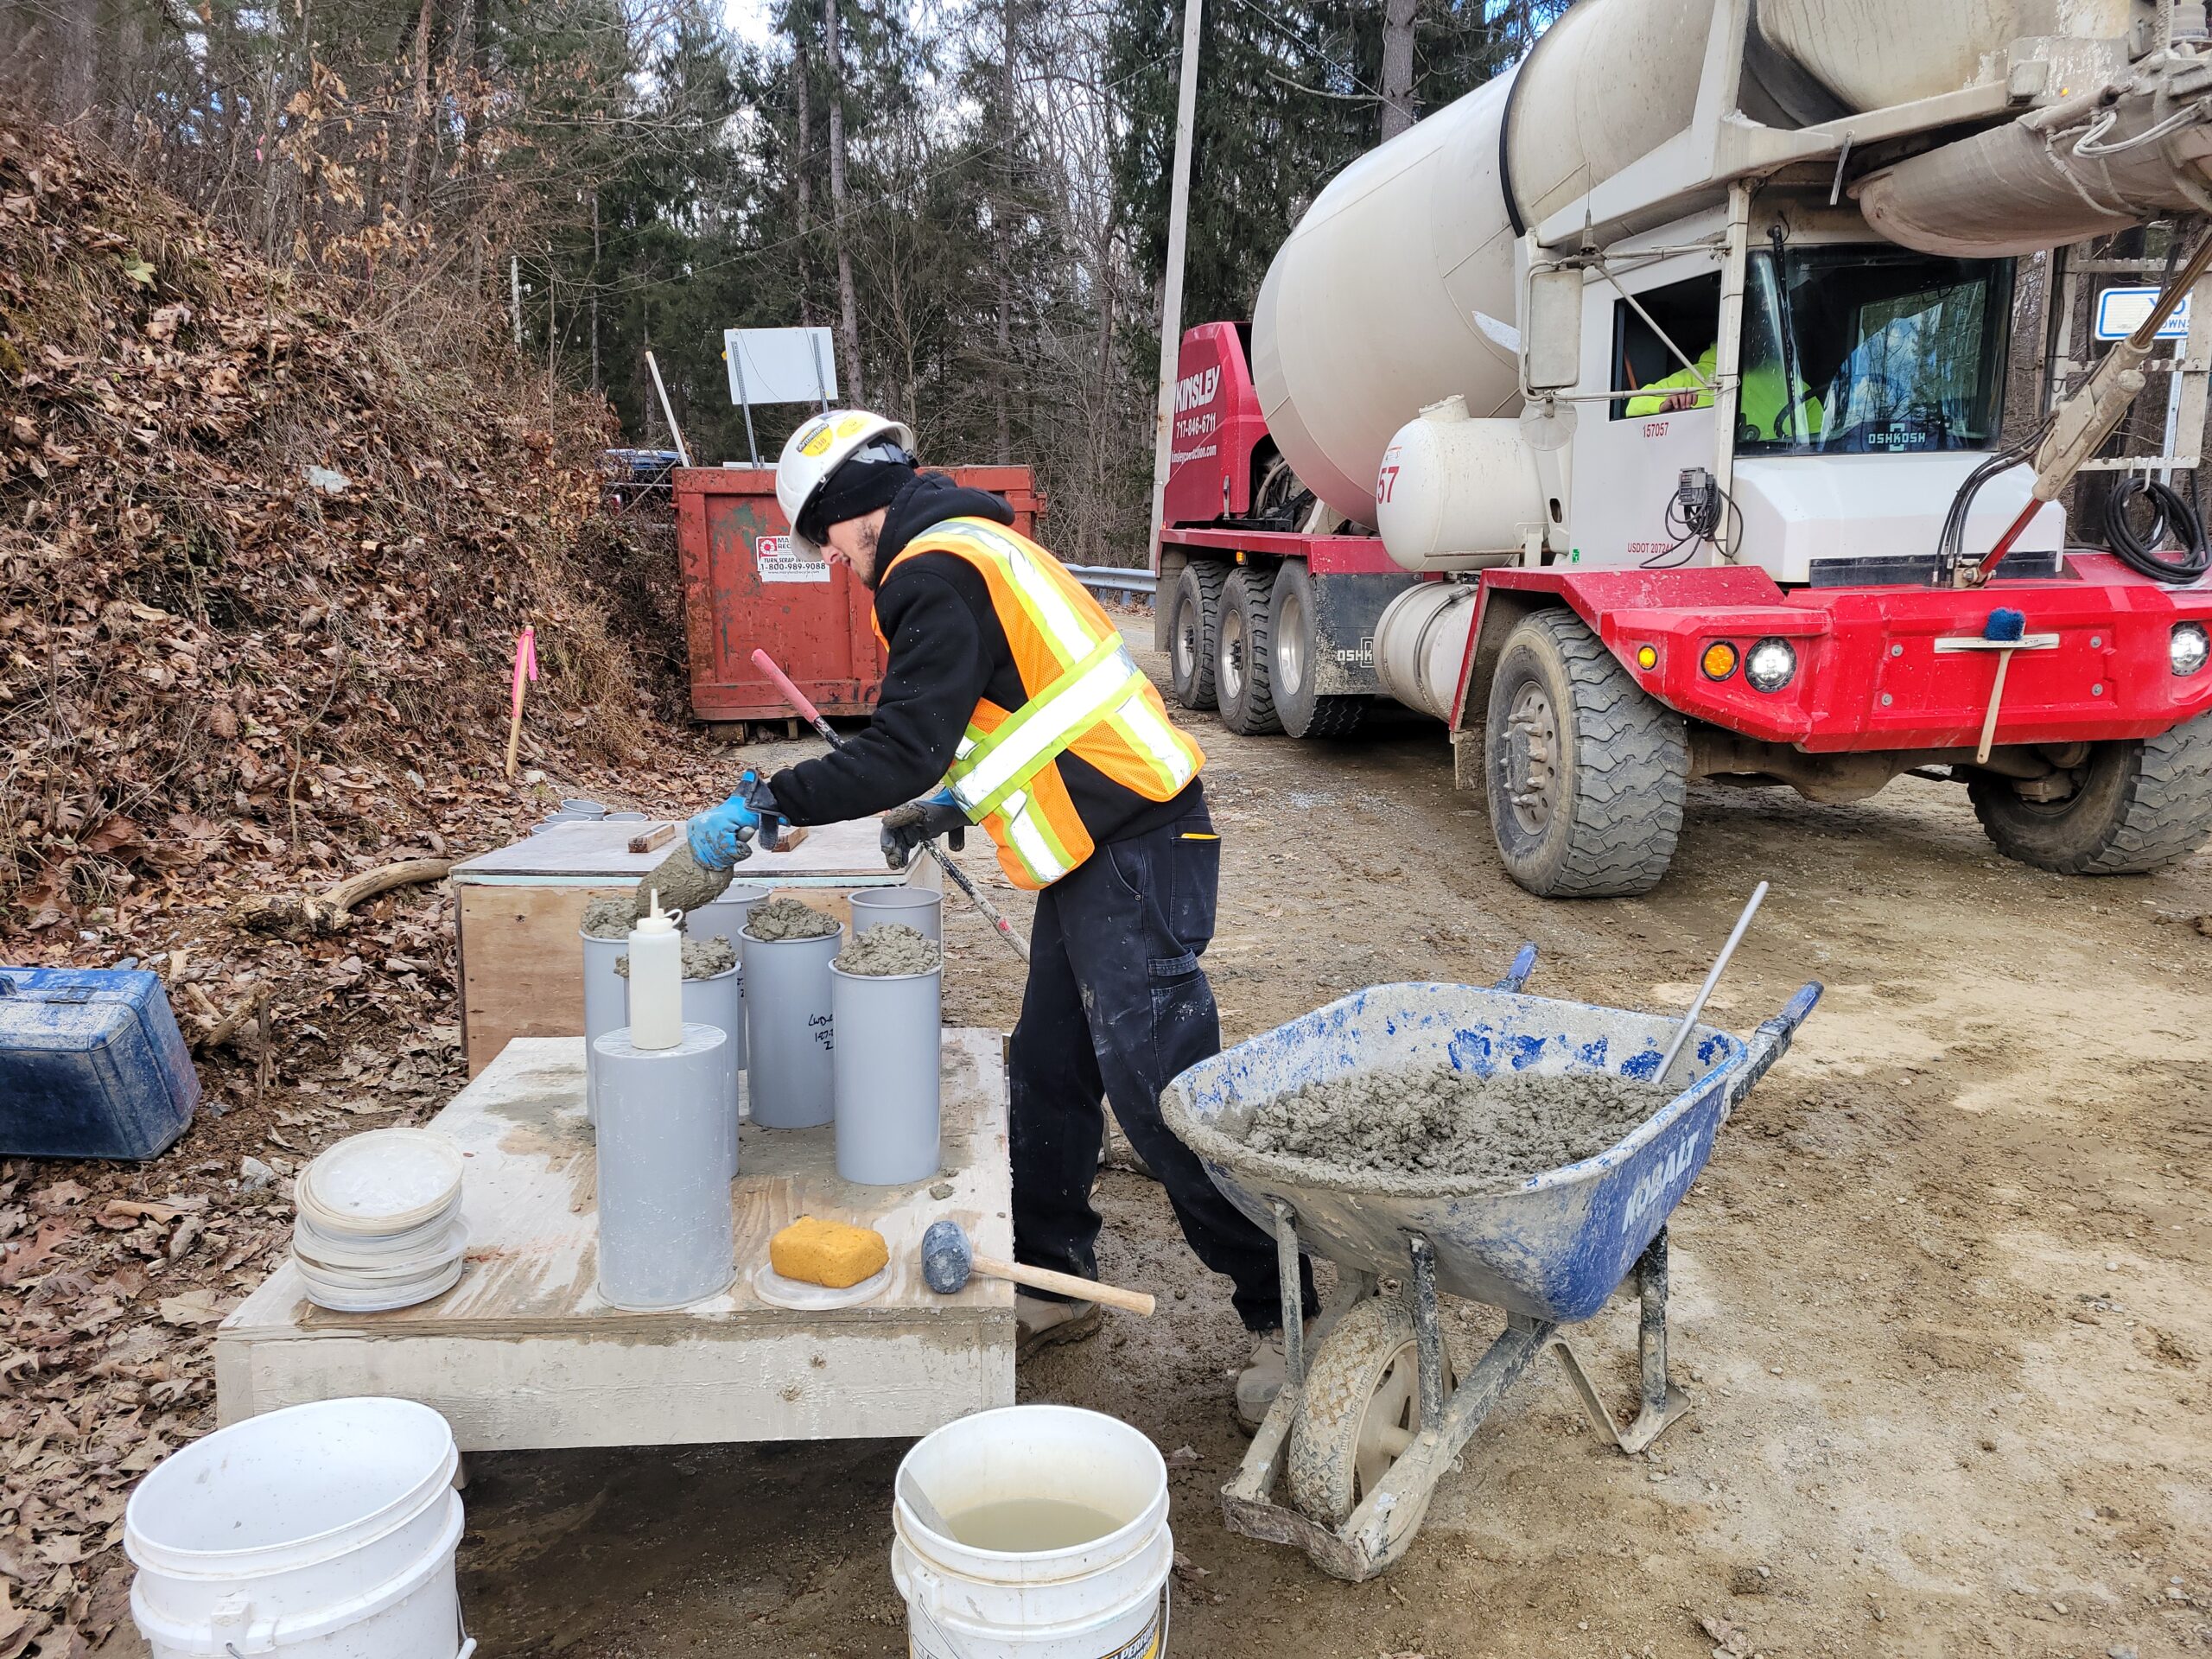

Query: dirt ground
[110,624,2209,1659]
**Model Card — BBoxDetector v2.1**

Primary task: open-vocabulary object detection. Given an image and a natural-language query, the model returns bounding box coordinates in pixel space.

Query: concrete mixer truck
[1154,0,2212,897]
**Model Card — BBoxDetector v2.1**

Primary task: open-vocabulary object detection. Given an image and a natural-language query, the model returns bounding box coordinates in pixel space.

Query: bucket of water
[892,1405,1172,1659]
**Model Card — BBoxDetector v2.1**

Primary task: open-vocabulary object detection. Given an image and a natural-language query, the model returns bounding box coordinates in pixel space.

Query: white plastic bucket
[892,1406,1173,1659]
[125,1397,470,1659]
[849,884,944,942]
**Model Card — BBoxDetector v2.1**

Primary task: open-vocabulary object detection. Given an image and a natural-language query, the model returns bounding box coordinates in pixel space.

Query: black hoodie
[770,470,1201,845]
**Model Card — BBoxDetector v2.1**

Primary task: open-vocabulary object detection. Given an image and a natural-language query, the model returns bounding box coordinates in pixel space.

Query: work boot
[1016,1293,1101,1358]
[1235,1330,1291,1434]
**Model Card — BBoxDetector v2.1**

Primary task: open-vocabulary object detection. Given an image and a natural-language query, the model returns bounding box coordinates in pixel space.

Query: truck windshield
[1740,247,2012,456]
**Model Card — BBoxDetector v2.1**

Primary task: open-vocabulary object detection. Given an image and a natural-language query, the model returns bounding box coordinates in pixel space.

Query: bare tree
[1380,0,1419,140]
[824,0,865,404]
[995,0,1020,461]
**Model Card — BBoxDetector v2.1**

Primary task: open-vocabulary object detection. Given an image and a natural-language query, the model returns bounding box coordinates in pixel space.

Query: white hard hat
[775,409,918,560]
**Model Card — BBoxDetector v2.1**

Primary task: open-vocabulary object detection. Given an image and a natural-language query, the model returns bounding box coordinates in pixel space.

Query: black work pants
[1008,801,1313,1333]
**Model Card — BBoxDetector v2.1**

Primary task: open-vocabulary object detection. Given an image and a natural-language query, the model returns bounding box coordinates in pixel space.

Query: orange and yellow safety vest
[877,518,1205,889]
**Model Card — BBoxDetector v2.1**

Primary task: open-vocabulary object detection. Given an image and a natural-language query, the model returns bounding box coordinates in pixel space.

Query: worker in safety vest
[1623,342,1822,442]
[682,410,1313,1427]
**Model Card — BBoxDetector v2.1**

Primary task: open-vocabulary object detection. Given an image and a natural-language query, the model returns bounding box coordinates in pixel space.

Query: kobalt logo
[1173,365,1221,413]
[1622,1139,1697,1231]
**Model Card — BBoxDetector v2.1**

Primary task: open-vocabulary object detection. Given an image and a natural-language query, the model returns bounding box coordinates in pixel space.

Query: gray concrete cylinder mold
[829,963,942,1185]
[626,963,742,1178]
[591,1022,735,1309]
[847,886,943,944]
[579,930,628,1126]
[689,883,769,1069]
[742,924,842,1129]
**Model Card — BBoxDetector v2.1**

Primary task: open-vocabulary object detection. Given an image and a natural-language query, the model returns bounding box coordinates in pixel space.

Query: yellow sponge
[771,1216,888,1288]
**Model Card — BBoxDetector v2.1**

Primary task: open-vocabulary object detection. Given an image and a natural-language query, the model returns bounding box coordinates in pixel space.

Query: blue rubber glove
[686,772,784,870]
[880,787,969,870]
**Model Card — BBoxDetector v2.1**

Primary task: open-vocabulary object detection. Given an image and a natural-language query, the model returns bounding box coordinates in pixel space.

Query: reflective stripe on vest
[891,518,1203,888]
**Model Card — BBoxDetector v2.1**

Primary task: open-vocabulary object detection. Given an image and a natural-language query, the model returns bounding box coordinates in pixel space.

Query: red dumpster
[676,465,1042,722]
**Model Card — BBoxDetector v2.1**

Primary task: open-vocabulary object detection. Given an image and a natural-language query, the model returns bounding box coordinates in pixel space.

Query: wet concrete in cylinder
[1236,1065,1673,1192]
[833,923,942,976]
[581,897,633,940]
[743,895,842,941]
[613,937,739,980]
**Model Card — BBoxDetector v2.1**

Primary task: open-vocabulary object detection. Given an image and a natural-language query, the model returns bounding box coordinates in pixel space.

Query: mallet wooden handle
[969,1253,1156,1316]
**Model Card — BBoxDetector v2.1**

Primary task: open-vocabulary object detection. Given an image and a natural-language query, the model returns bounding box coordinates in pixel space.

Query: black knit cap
[798,441,918,545]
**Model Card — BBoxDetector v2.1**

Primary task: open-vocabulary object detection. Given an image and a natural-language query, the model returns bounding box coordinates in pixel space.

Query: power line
[1223,0,1386,105]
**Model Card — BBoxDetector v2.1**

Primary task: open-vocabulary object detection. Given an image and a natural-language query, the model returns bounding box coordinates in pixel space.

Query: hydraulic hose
[2104,473,2211,583]
[1936,418,2049,582]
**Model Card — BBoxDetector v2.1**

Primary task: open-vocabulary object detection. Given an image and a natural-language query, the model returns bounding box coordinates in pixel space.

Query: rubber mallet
[920,1219,1155,1315]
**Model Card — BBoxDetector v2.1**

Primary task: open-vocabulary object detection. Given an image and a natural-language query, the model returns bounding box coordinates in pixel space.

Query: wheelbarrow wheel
[1287,1297,1456,1527]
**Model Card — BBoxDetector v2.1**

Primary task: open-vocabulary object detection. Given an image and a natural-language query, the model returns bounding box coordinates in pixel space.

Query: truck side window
[1610,272,1723,420]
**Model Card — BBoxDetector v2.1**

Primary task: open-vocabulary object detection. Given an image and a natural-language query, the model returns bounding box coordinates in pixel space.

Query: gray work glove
[880,791,969,870]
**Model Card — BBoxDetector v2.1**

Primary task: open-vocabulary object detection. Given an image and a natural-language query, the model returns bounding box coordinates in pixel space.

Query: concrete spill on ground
[581,897,633,940]
[1237,1065,1672,1192]
[745,895,841,941]
[835,923,940,976]
[635,842,734,919]
[614,937,738,980]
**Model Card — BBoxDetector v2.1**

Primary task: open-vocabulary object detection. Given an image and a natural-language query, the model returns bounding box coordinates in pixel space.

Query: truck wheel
[1485,610,1688,898]
[1217,565,1282,734]
[1269,561,1368,739]
[1167,562,1227,710]
[1968,713,2212,874]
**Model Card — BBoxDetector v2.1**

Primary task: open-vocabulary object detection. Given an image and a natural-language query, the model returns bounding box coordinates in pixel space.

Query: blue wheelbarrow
[1160,946,1821,1581]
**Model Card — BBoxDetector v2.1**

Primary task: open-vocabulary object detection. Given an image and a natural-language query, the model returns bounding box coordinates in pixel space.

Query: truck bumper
[1488,557,2212,753]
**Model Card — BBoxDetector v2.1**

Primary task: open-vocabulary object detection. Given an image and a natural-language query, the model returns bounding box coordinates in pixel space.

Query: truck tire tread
[1487,611,1688,898]
[1969,711,2212,874]
[1169,561,1229,711]
[1220,565,1281,735]
[1300,696,1368,738]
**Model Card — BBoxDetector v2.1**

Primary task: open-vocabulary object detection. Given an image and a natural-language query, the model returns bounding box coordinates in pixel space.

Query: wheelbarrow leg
[1271,1200,1306,1385]
[1548,1227,1693,1456]
[1408,1236,1447,1433]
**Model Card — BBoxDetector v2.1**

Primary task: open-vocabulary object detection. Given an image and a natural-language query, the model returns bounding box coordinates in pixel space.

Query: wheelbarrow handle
[1721,980,1823,1117]
[1494,943,1538,994]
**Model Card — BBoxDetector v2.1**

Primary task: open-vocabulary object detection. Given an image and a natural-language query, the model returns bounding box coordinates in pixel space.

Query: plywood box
[452,817,914,1074]
[215,1033,1014,1449]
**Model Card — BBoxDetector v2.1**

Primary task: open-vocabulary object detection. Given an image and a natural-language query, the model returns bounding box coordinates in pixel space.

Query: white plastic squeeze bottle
[628,890,684,1051]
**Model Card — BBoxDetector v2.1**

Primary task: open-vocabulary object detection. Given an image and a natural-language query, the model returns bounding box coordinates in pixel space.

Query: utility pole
[510,255,523,350]
[1146,0,1204,574]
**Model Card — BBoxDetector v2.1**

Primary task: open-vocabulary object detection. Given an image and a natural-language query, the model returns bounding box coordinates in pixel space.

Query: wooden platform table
[213,1031,1013,1450]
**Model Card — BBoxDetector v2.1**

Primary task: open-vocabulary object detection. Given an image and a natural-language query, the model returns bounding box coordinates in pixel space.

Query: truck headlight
[2173,622,2210,676]
[1745,638,1798,692]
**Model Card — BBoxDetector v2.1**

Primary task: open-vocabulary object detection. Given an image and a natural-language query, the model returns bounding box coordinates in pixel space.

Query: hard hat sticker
[798,421,835,457]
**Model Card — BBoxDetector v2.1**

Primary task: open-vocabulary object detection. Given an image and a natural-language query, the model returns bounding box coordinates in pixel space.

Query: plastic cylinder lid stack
[292,1128,469,1312]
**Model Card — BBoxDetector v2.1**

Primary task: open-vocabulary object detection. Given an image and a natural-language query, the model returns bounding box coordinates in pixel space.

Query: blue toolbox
[0,966,200,1160]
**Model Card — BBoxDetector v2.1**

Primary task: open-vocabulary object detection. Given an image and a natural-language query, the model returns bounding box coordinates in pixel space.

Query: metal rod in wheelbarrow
[750,648,1031,963]
[1655,881,1769,1090]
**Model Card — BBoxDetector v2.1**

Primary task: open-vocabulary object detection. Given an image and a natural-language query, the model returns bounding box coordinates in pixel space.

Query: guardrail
[1062,564,1158,596]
